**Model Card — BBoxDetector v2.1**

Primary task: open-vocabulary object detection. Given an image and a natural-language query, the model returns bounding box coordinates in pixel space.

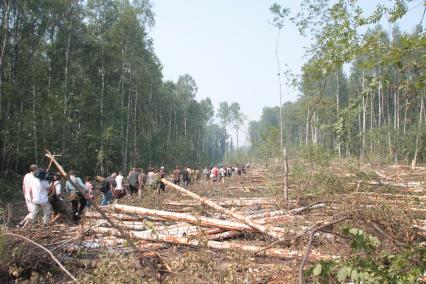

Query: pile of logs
[83,202,332,261]
[79,180,332,261]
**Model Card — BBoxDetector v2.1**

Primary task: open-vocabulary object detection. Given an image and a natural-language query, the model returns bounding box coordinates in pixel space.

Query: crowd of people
[17,163,250,227]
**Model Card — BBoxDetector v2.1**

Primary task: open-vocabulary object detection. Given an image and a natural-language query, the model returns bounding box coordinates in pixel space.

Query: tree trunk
[162,179,283,240]
[112,204,284,233]
[123,86,131,172]
[305,107,309,146]
[362,73,366,157]
[62,22,71,154]
[31,61,38,164]
[94,227,333,261]
[120,46,125,169]
[0,0,10,118]
[370,91,374,153]
[133,83,138,166]
[283,148,289,201]
[378,76,382,127]
[412,97,424,169]
[336,71,341,157]
[100,44,105,130]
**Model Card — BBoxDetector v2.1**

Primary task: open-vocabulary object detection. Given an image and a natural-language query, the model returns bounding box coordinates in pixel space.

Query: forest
[0,0,425,283]
[249,1,426,167]
[0,0,247,202]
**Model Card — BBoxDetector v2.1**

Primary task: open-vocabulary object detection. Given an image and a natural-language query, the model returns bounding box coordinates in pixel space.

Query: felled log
[162,179,283,240]
[350,192,426,200]
[163,198,277,207]
[94,225,201,239]
[248,210,288,219]
[290,203,325,214]
[361,180,423,189]
[112,204,286,234]
[208,231,242,241]
[85,211,167,222]
[94,227,335,261]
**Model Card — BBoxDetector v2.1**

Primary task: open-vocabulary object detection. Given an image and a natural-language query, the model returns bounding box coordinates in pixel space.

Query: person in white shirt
[219,167,226,184]
[28,169,53,225]
[147,169,156,190]
[23,164,38,213]
[114,172,125,199]
[116,172,124,190]
[17,164,38,227]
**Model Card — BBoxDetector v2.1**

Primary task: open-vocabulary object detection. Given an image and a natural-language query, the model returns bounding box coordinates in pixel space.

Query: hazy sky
[150,0,425,142]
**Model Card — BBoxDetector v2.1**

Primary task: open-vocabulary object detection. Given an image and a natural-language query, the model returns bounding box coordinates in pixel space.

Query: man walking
[128,168,139,196]
[173,166,181,185]
[17,164,38,227]
[28,168,53,226]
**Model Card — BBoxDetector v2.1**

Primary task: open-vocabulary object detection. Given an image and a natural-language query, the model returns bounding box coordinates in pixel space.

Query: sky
[150,0,425,143]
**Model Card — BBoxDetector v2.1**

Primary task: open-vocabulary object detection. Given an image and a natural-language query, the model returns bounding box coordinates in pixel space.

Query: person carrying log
[65,170,87,220]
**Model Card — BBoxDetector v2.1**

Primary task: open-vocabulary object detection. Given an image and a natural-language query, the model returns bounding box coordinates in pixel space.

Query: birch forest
[249,1,426,167]
[0,0,236,181]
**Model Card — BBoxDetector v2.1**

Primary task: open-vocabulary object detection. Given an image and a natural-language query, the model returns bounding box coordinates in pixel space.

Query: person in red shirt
[172,166,181,185]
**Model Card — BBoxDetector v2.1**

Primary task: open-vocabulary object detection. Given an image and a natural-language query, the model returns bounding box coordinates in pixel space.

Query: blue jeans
[101,191,113,206]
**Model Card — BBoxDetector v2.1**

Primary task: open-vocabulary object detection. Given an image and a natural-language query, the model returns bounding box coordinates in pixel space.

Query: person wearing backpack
[100,173,116,206]
[65,170,87,220]
[128,168,139,196]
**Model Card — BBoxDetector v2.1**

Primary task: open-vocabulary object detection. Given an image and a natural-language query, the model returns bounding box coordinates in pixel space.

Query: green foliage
[301,145,332,168]
[343,227,380,252]
[306,227,426,283]
[270,3,291,30]
[251,1,426,163]
[0,0,231,186]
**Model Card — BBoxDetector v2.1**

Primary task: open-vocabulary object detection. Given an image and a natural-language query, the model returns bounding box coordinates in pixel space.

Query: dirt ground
[1,159,425,283]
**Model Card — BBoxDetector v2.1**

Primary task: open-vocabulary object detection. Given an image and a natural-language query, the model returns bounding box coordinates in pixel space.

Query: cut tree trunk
[94,227,334,261]
[112,204,286,234]
[162,179,284,240]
